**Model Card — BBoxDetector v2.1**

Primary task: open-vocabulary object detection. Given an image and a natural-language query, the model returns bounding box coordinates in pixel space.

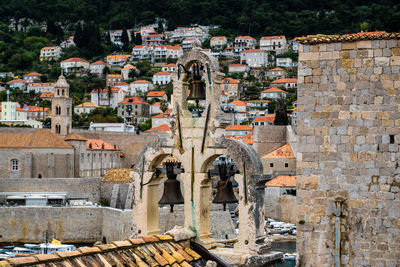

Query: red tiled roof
[164,63,176,67]
[25,72,43,76]
[131,80,152,84]
[262,87,287,93]
[225,125,253,131]
[262,144,295,159]
[167,45,182,50]
[246,100,270,103]
[145,124,170,132]
[242,49,266,53]
[154,71,171,76]
[91,60,107,65]
[261,35,285,40]
[118,97,148,105]
[222,78,240,84]
[115,82,129,86]
[41,46,59,50]
[229,64,247,67]
[61,57,89,63]
[271,78,297,84]
[75,102,99,108]
[7,79,27,84]
[86,139,119,150]
[147,91,166,97]
[229,100,247,106]
[253,114,276,123]
[90,88,120,94]
[266,175,296,187]
[268,67,284,71]
[211,36,226,40]
[40,93,54,98]
[236,36,255,40]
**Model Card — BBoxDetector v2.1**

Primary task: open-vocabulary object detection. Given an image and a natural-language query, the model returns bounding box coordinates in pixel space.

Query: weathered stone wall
[0,178,101,202]
[253,125,287,157]
[0,206,134,243]
[261,158,296,174]
[297,38,400,266]
[265,187,296,224]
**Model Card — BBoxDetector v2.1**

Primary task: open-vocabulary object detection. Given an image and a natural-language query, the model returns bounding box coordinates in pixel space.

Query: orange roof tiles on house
[133,45,145,48]
[271,78,298,84]
[242,49,266,53]
[90,87,121,94]
[40,93,54,98]
[296,31,393,45]
[222,78,240,84]
[107,55,130,62]
[147,91,166,97]
[145,124,170,132]
[86,139,119,150]
[268,67,285,71]
[7,79,27,84]
[75,102,99,108]
[262,87,287,93]
[152,102,161,106]
[131,80,152,84]
[154,71,171,76]
[253,114,276,123]
[28,82,55,87]
[246,100,271,103]
[167,45,182,50]
[153,108,171,118]
[118,97,148,105]
[24,106,49,112]
[229,100,247,106]
[261,35,285,40]
[225,125,253,131]
[229,64,247,67]
[262,144,295,159]
[91,60,107,65]
[41,46,59,50]
[115,82,130,86]
[25,72,43,76]
[243,131,254,145]
[266,175,296,187]
[236,36,255,40]
[164,63,176,67]
[61,57,89,63]
[0,129,72,149]
[211,36,226,40]
[122,65,136,70]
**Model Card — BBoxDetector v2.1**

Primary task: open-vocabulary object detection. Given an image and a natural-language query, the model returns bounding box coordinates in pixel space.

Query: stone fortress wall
[297,34,400,266]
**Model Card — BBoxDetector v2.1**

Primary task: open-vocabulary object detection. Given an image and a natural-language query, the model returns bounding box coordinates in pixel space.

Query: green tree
[121,27,129,51]
[274,97,288,125]
[139,118,152,132]
[134,33,142,45]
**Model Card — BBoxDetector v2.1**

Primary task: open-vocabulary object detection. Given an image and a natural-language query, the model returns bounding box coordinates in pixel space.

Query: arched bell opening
[178,60,208,118]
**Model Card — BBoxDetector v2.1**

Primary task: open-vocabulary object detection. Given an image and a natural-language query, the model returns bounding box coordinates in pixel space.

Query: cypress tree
[274,96,289,125]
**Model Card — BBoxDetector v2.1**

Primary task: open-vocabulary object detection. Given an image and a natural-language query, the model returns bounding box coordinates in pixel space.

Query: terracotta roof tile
[56,250,82,258]
[25,72,43,76]
[61,57,89,63]
[34,253,60,262]
[112,240,133,248]
[261,35,285,40]
[261,87,287,93]
[296,31,395,45]
[6,256,37,265]
[142,236,160,243]
[153,71,171,76]
[183,247,201,260]
[242,49,266,53]
[74,101,99,108]
[132,80,152,84]
[64,133,87,141]
[147,91,166,97]
[236,36,255,40]
[262,144,295,159]
[229,100,247,106]
[269,67,284,71]
[95,243,117,252]
[128,238,146,245]
[271,78,297,84]
[266,175,296,187]
[0,129,73,149]
[225,125,253,131]
[253,114,276,123]
[86,139,118,150]
[78,247,102,254]
[145,124,170,133]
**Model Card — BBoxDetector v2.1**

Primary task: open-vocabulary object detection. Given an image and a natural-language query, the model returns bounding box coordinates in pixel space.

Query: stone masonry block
[392,47,400,56]
[342,42,356,50]
[357,40,372,49]
[390,56,400,66]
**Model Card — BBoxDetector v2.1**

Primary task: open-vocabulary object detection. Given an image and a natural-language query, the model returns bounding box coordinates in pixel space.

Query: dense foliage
[0,0,399,38]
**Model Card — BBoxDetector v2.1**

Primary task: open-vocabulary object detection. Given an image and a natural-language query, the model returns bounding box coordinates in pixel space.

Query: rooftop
[0,234,207,267]
[271,78,297,84]
[86,139,119,150]
[74,102,99,108]
[266,175,296,187]
[145,124,170,132]
[261,87,287,93]
[61,57,89,63]
[0,129,72,149]
[253,114,276,123]
[225,125,253,131]
[296,31,396,44]
[102,168,133,183]
[262,144,295,159]
[147,91,166,97]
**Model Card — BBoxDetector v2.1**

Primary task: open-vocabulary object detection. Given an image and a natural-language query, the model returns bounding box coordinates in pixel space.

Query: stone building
[117,97,150,125]
[261,144,296,174]
[0,129,75,178]
[51,73,72,137]
[296,32,400,266]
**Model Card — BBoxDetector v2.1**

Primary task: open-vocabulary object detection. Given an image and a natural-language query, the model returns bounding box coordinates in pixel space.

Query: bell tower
[51,72,72,137]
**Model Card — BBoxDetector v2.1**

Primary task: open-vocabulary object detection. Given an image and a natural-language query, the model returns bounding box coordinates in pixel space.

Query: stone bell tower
[51,72,72,137]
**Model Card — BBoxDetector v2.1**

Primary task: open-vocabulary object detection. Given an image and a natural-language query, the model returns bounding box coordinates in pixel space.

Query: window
[55,124,61,134]
[269,163,274,168]
[11,159,19,171]
[285,163,289,168]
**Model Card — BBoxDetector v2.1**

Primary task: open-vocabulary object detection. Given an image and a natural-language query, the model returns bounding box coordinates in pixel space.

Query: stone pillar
[132,171,163,236]
[235,174,270,254]
[184,172,216,249]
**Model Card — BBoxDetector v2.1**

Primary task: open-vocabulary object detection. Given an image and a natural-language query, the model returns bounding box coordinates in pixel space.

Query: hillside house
[240,49,268,68]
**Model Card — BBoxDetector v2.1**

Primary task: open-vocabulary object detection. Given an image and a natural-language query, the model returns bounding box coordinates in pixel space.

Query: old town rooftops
[86,139,119,150]
[0,233,208,267]
[262,144,295,159]
[265,175,296,187]
[296,31,399,45]
[0,129,73,149]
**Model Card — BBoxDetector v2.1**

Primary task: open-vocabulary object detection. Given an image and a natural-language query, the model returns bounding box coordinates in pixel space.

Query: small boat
[283,253,296,261]
[24,244,40,250]
[12,247,35,254]
[39,243,76,254]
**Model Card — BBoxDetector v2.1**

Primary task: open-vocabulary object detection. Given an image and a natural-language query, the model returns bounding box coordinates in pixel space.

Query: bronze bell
[187,80,206,101]
[158,160,184,212]
[186,62,206,101]
[210,161,239,211]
